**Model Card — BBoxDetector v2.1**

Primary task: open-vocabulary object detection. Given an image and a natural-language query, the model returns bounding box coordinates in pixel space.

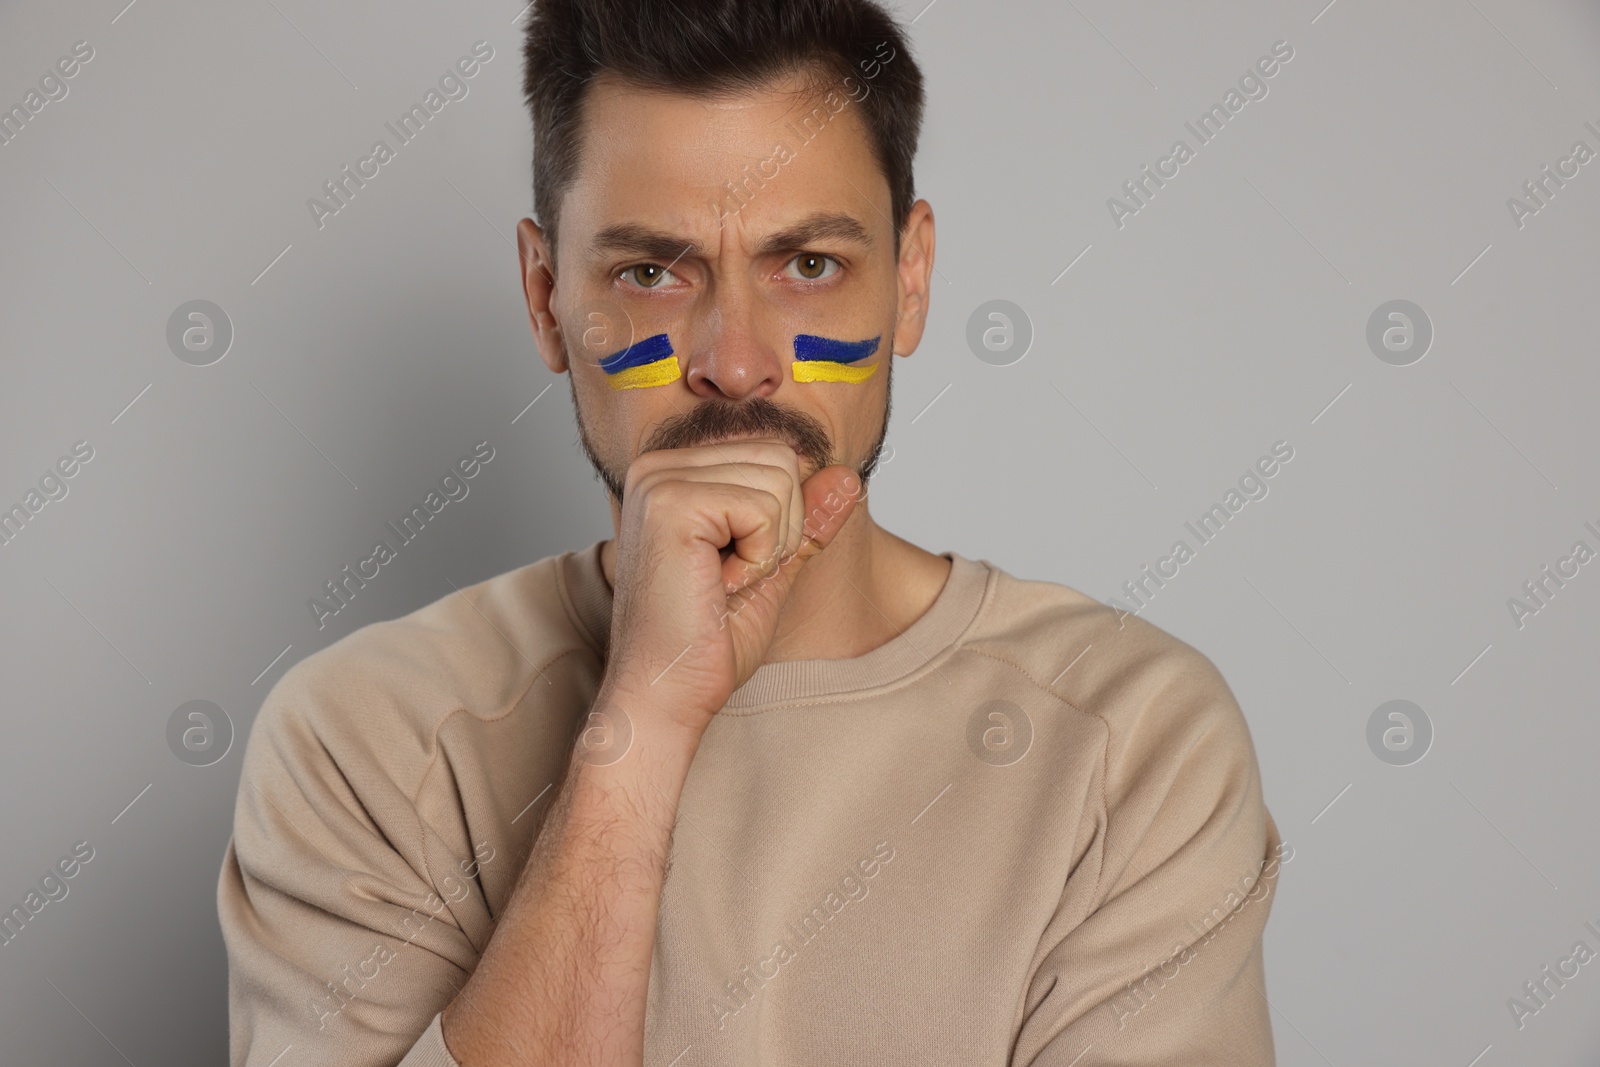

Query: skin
[439,66,942,1064]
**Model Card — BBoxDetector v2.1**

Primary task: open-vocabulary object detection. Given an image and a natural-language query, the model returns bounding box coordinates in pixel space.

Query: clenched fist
[602,437,862,736]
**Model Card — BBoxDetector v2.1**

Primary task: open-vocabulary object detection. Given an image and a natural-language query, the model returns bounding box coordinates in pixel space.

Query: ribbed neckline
[558,538,991,709]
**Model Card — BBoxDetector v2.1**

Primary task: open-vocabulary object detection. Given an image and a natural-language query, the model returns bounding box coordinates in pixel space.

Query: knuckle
[623,455,660,495]
[651,479,687,508]
[636,477,685,523]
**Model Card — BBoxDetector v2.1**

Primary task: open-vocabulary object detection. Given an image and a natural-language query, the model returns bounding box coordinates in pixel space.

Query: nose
[682,290,786,402]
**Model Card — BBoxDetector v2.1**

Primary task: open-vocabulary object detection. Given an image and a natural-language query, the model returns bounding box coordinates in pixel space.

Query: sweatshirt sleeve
[216,668,483,1067]
[1010,641,1284,1066]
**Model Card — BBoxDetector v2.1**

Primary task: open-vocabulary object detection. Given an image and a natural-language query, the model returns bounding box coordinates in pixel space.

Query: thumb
[730,463,863,599]
[794,463,864,558]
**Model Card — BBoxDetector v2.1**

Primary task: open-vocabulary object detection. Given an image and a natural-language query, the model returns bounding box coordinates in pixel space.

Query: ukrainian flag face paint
[791,334,881,384]
[599,333,681,390]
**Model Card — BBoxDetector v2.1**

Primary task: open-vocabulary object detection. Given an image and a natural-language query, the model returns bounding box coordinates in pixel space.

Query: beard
[569,356,892,507]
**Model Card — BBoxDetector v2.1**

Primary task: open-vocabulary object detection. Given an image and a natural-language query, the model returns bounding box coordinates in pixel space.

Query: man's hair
[521,0,925,273]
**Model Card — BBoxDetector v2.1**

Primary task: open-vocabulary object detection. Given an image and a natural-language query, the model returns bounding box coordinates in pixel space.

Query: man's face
[518,67,932,507]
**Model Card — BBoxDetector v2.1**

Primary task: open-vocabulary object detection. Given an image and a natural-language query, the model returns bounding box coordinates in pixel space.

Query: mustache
[642,396,833,470]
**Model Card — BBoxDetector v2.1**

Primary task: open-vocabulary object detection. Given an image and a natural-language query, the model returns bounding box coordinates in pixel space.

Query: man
[218,0,1284,1063]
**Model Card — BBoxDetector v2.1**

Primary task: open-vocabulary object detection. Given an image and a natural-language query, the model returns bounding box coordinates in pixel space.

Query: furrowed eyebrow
[587,211,874,263]
[752,211,875,255]
[588,224,700,262]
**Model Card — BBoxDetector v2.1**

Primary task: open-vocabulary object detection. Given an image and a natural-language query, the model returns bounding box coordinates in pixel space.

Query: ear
[890,199,935,359]
[517,217,567,374]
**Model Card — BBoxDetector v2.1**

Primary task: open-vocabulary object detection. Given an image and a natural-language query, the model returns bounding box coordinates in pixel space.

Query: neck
[598,501,952,663]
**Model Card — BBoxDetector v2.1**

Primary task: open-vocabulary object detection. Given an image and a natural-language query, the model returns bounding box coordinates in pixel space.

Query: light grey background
[3,0,1598,1063]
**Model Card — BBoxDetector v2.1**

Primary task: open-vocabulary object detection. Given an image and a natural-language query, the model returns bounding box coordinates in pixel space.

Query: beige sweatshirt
[218,540,1283,1066]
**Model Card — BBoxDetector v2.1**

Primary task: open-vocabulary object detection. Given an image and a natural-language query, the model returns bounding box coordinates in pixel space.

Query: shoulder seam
[960,642,1115,908]
[409,642,597,936]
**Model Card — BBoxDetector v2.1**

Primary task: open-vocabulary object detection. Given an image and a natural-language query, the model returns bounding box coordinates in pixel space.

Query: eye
[784,253,840,282]
[619,263,682,290]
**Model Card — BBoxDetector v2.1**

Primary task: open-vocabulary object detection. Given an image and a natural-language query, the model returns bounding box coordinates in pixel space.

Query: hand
[602,438,861,736]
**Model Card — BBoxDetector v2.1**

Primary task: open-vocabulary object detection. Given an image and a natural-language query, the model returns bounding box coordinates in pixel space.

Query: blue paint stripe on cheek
[600,333,674,374]
[794,334,880,363]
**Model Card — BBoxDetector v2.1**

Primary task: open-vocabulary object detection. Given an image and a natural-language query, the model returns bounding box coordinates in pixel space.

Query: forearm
[439,694,700,1066]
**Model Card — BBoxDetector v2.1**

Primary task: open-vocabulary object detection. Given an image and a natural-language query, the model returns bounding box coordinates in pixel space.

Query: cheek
[572,365,671,467]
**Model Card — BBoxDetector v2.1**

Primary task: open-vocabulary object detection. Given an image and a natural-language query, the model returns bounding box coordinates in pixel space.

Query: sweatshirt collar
[559,538,989,709]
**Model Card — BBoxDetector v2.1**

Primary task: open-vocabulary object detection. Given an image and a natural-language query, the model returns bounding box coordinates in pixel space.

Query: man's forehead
[563,69,889,258]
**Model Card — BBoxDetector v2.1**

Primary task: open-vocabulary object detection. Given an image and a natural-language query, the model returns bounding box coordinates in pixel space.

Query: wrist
[592,677,716,747]
[568,684,705,794]
[563,703,701,868]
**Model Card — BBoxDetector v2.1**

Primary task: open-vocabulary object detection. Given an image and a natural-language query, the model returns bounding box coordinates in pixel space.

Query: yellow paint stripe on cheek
[606,357,682,390]
[792,360,879,384]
